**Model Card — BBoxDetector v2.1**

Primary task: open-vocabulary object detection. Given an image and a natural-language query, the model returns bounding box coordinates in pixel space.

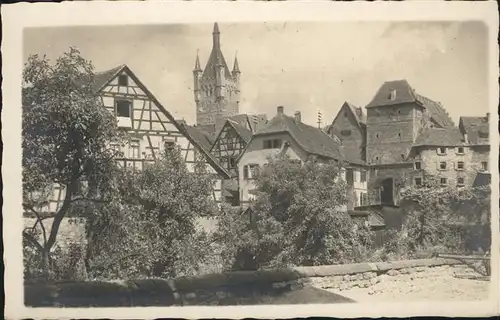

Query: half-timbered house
[31,64,230,214]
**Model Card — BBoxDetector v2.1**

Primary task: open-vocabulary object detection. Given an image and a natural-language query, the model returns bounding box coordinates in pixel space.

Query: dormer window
[388,89,396,100]
[118,75,129,86]
[437,147,446,155]
[116,100,132,118]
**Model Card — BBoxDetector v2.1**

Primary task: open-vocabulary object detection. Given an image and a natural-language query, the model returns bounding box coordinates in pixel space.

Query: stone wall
[25,258,474,307]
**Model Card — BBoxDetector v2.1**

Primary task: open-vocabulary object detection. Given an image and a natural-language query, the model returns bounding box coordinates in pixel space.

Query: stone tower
[193,22,241,126]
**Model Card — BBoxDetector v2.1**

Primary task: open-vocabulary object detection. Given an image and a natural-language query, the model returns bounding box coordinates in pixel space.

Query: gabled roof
[414,127,465,147]
[366,79,455,128]
[93,64,230,179]
[330,101,366,130]
[183,124,215,153]
[346,102,366,126]
[253,112,344,161]
[228,120,253,143]
[210,119,253,153]
[92,64,126,93]
[459,116,489,145]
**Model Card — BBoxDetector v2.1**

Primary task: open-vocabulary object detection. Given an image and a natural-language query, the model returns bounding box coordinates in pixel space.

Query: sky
[23,21,489,127]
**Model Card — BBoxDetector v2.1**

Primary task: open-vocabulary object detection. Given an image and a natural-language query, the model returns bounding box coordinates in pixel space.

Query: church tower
[193,22,241,126]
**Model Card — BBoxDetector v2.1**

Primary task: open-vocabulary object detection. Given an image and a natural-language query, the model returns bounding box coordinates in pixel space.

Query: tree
[22,47,124,279]
[85,147,220,279]
[215,154,373,270]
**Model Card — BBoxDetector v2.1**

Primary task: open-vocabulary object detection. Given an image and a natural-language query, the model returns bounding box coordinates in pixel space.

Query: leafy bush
[215,155,374,270]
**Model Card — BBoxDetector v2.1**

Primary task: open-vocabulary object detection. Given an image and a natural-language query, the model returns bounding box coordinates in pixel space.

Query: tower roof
[232,54,240,74]
[203,22,232,78]
[194,50,202,72]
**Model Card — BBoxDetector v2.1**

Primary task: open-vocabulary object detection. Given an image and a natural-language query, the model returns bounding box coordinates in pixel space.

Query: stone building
[328,79,490,205]
[193,23,241,126]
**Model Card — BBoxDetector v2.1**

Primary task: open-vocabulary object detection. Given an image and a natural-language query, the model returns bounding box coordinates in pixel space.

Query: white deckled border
[2,1,499,319]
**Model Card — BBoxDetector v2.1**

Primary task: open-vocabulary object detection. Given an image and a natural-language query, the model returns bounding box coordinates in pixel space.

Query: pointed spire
[213,22,221,50]
[232,52,240,74]
[194,49,202,72]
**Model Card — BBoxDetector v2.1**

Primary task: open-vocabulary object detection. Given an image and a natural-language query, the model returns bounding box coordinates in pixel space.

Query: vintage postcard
[2,1,499,319]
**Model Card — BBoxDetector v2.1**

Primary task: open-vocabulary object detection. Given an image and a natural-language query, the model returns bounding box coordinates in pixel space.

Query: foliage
[215,154,374,270]
[85,147,219,280]
[22,47,125,279]
[395,171,491,256]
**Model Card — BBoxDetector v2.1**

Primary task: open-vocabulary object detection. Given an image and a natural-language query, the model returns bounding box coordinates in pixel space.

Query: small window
[229,156,237,167]
[118,75,129,86]
[264,139,282,149]
[398,132,401,138]
[481,161,488,171]
[478,131,488,139]
[414,161,421,170]
[440,177,447,186]
[457,177,465,186]
[376,134,380,139]
[243,165,249,179]
[164,140,175,151]
[340,129,352,136]
[415,177,422,186]
[438,147,446,155]
[397,110,402,114]
[439,162,447,170]
[116,100,132,118]
[400,154,405,160]
[457,147,465,154]
[360,170,367,183]
[272,139,282,148]
[457,161,464,170]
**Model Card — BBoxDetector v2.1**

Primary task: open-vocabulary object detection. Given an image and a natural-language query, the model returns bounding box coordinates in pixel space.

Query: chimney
[277,106,284,114]
[294,111,301,123]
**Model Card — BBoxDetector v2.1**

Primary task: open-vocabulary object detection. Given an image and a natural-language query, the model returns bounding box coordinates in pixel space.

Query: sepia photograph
[2,1,499,318]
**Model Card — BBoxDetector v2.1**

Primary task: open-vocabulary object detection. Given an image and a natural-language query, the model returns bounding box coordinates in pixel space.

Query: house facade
[236,106,368,209]
[30,64,230,214]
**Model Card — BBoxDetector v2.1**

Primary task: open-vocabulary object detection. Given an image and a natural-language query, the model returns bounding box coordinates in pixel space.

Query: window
[438,147,446,155]
[457,177,465,186]
[376,133,380,139]
[360,193,368,206]
[414,177,422,186]
[263,139,282,149]
[400,154,405,160]
[340,129,352,136]
[456,161,465,170]
[414,161,422,170]
[360,170,367,183]
[118,75,129,86]
[116,100,132,118]
[243,164,260,180]
[481,161,488,171]
[439,161,447,170]
[478,131,488,139]
[457,147,465,154]
[440,177,447,186]
[229,156,237,168]
[130,140,140,159]
[164,140,175,152]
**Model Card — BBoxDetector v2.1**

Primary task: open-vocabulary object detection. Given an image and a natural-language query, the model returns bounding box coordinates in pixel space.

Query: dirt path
[324,273,490,302]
